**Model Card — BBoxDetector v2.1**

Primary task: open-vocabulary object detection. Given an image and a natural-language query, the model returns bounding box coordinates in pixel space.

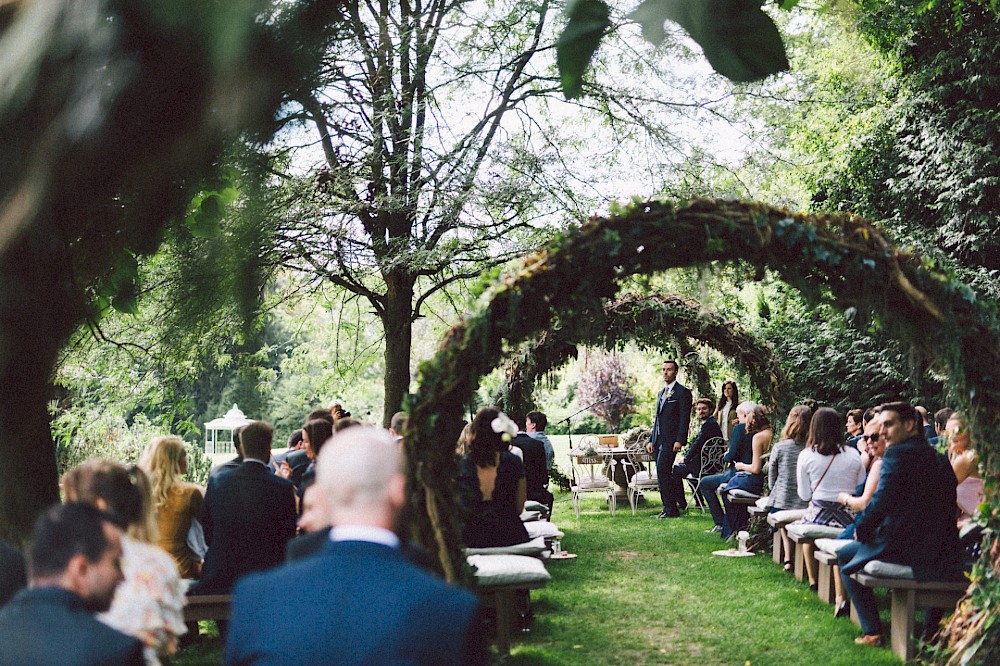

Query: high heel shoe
[835,600,849,618]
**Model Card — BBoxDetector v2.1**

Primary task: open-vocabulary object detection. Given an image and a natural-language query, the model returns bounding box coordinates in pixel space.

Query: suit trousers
[668,463,696,509]
[655,446,678,511]
[838,541,881,635]
[700,469,735,527]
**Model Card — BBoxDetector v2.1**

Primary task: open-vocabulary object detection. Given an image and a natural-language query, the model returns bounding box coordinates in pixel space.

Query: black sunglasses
[862,433,882,442]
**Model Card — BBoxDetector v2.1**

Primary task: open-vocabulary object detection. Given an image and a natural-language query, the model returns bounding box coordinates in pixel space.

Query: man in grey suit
[647,360,693,518]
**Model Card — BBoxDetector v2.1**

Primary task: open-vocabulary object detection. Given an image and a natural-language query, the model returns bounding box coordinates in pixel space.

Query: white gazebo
[203,404,252,454]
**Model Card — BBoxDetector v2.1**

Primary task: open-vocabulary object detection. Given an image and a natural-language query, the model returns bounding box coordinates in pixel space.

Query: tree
[0,0,342,542]
[577,349,636,431]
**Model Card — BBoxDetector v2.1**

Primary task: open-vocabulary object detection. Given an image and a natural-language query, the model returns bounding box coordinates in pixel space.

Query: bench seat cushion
[463,536,548,557]
[523,500,550,516]
[786,523,844,540]
[520,510,542,522]
[525,521,564,540]
[862,560,917,579]
[468,554,552,588]
[766,509,807,528]
[814,538,854,555]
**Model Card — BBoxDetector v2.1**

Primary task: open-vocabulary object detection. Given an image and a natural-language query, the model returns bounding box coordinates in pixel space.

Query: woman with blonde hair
[139,436,204,580]
[63,460,186,665]
[947,412,983,523]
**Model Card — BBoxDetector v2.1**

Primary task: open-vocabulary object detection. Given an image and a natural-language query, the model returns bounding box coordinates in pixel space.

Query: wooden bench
[477,579,549,657]
[851,570,968,661]
[786,529,811,582]
[183,594,232,623]
[813,550,838,604]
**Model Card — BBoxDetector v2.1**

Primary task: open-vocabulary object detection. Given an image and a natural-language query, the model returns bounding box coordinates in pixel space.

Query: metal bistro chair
[684,436,726,511]
[623,449,659,516]
[569,451,615,518]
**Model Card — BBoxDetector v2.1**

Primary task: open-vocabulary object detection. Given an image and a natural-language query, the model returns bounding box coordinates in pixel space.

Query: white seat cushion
[463,536,548,557]
[520,510,542,522]
[630,471,657,484]
[766,509,808,528]
[786,523,845,540]
[575,475,609,489]
[467,554,552,587]
[861,560,917,579]
[525,520,564,540]
[814,538,854,555]
[523,500,550,516]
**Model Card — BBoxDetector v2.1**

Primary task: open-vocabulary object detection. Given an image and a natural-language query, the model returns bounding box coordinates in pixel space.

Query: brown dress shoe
[854,634,884,647]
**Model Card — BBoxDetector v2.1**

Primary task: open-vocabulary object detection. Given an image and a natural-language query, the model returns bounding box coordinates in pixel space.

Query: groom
[647,360,693,518]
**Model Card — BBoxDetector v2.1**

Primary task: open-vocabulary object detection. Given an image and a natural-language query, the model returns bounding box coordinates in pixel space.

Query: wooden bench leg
[816,559,835,604]
[494,590,513,657]
[890,588,917,662]
[793,540,806,581]
[772,527,785,565]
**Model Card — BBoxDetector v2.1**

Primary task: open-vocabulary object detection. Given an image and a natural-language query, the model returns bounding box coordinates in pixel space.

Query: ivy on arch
[401,198,999,659]
[496,292,787,425]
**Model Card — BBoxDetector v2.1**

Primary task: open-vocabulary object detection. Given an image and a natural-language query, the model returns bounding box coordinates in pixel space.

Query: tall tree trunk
[381,271,414,427]
[0,226,82,543]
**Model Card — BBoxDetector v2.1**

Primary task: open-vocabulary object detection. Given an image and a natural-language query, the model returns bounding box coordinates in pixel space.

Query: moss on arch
[402,198,999,661]
[496,292,786,424]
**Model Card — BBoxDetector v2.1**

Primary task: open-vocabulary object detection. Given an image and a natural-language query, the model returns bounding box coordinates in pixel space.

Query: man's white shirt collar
[329,525,400,548]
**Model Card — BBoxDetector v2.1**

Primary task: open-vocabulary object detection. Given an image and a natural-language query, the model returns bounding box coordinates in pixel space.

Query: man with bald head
[225,427,486,665]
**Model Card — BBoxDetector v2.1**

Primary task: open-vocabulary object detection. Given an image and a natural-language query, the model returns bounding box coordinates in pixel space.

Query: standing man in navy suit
[647,360,693,518]
[225,426,486,666]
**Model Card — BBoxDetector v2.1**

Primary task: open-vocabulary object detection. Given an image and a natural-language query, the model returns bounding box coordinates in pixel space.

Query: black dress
[458,451,530,548]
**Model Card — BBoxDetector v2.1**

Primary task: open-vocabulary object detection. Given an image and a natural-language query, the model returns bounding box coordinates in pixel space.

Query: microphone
[603,392,612,402]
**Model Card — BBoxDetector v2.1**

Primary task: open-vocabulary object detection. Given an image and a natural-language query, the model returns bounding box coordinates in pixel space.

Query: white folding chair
[569,452,614,518]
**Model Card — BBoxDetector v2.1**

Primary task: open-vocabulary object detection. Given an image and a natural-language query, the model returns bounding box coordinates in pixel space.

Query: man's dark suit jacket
[510,433,554,509]
[193,460,298,595]
[0,541,25,608]
[841,435,963,580]
[225,539,487,665]
[286,528,438,571]
[272,448,311,487]
[649,383,693,453]
[681,416,723,468]
[0,587,144,665]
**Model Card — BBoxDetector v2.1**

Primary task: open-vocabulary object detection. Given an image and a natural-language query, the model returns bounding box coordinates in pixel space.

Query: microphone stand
[555,394,611,452]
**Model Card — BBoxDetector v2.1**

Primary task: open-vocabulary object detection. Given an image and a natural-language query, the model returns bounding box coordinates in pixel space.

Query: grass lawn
[175,434,905,664]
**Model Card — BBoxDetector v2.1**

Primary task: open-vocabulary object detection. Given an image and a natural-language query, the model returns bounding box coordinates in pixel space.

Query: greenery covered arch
[498,292,786,425]
[404,200,999,648]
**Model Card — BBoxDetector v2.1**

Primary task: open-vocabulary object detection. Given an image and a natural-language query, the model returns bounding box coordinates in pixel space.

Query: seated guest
[946,412,983,524]
[664,398,723,516]
[845,409,864,448]
[63,461,186,665]
[273,429,310,487]
[457,408,529,548]
[793,407,865,590]
[720,405,773,539]
[389,411,408,442]
[0,503,144,665]
[525,411,554,472]
[225,427,486,666]
[930,408,954,447]
[830,416,887,617]
[285,483,332,562]
[0,540,25,608]
[139,435,204,581]
[839,402,964,647]
[510,427,554,513]
[192,421,297,596]
[768,404,812,569]
[283,418,335,501]
[701,401,755,533]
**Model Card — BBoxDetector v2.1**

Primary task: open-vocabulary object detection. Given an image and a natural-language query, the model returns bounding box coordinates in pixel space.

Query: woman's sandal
[854,634,884,647]
[835,600,849,618]
[783,560,793,572]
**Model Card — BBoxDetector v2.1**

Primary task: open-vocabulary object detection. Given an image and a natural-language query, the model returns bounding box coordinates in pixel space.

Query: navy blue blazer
[225,539,486,665]
[194,460,298,594]
[0,587,144,665]
[681,416,723,468]
[841,436,963,580]
[649,383,693,452]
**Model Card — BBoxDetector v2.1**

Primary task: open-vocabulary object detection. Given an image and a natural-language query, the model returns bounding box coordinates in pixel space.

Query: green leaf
[556,0,612,99]
[111,290,139,316]
[778,0,800,10]
[630,0,789,82]
[188,210,222,238]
